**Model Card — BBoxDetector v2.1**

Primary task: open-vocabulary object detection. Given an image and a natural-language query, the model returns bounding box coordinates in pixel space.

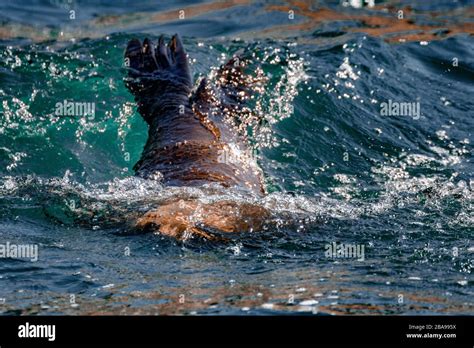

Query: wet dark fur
[124,35,264,194]
[124,34,267,239]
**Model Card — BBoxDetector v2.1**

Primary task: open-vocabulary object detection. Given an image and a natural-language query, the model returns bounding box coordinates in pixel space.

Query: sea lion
[124,34,268,240]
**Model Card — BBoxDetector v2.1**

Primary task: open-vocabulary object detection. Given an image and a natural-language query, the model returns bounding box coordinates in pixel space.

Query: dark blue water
[0,0,472,315]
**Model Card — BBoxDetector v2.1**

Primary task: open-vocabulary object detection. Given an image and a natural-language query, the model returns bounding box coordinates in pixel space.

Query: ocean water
[0,0,472,315]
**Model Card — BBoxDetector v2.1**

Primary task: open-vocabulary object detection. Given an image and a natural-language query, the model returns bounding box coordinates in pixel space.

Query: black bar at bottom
[0,316,471,346]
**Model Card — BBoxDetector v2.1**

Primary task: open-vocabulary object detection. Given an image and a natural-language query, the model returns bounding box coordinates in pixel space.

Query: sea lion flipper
[142,38,158,72]
[125,35,192,85]
[169,34,190,76]
[125,38,144,73]
[125,38,158,74]
[191,78,214,107]
[124,35,194,123]
[216,55,254,102]
[194,55,266,130]
[156,35,171,68]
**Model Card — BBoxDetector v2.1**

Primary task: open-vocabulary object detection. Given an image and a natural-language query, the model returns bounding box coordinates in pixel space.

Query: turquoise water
[0,0,472,315]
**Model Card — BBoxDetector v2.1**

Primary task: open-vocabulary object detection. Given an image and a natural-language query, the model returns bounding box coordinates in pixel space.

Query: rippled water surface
[0,0,473,315]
